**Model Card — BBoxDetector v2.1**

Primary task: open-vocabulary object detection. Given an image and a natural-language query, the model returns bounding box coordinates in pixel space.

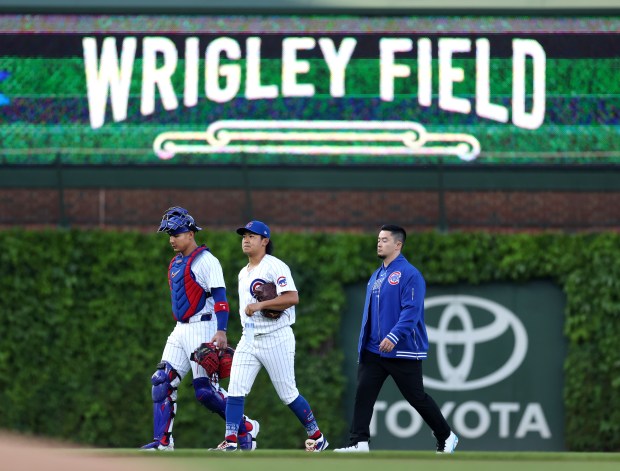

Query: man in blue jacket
[334,224,458,453]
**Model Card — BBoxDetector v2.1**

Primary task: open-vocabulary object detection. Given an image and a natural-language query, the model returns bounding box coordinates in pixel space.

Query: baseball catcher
[253,282,284,319]
[141,206,260,452]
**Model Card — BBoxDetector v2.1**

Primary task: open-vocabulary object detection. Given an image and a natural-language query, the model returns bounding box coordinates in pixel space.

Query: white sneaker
[436,431,459,453]
[334,441,369,453]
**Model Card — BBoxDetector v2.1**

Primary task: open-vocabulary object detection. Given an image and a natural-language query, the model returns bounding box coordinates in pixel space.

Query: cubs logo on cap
[236,220,271,238]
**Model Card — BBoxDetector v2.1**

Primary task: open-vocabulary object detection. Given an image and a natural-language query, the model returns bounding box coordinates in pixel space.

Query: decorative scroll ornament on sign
[153,120,481,162]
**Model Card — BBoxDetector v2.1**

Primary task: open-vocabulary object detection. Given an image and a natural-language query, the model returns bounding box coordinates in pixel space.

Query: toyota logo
[423,295,528,391]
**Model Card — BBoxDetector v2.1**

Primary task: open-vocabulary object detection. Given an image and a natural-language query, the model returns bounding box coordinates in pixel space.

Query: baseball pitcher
[212,220,328,452]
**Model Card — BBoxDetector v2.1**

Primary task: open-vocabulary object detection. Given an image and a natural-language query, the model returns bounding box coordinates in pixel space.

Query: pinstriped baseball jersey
[228,253,300,401]
[162,250,226,380]
[237,254,297,335]
[187,250,226,315]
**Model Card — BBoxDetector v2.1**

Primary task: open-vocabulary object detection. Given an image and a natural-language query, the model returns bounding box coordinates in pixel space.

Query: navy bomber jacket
[357,254,429,361]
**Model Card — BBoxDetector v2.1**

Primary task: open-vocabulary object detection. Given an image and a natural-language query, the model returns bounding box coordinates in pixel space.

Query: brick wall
[2,188,619,233]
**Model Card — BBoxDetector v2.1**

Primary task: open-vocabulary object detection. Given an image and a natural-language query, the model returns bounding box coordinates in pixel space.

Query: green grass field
[84,449,620,471]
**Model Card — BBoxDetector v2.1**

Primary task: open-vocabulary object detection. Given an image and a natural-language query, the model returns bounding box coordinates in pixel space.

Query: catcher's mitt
[191,342,220,377]
[253,282,283,320]
[218,346,235,379]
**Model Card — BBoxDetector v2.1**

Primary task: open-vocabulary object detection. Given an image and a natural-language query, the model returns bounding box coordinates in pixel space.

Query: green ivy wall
[0,229,618,451]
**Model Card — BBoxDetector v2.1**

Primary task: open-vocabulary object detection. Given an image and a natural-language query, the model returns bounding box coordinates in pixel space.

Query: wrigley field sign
[0,15,619,166]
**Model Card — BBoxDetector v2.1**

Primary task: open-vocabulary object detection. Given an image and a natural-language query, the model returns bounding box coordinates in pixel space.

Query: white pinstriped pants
[228,325,299,404]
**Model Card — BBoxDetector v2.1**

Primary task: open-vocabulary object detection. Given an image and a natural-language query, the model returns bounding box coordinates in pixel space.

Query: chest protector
[168,245,209,322]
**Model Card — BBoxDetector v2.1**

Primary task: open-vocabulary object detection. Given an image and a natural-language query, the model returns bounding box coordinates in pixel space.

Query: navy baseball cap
[236,220,270,238]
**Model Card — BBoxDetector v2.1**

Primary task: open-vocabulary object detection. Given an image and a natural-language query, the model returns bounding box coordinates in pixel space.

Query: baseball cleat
[245,417,260,438]
[436,431,459,453]
[237,417,260,451]
[140,436,175,451]
[210,440,238,452]
[305,434,329,452]
[334,441,369,453]
[246,418,260,450]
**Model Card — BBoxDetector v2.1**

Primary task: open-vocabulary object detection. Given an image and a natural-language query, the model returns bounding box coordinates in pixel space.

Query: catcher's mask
[157,206,202,235]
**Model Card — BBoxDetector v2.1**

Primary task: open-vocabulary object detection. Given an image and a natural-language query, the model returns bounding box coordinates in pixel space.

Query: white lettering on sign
[83,36,546,130]
[370,400,551,439]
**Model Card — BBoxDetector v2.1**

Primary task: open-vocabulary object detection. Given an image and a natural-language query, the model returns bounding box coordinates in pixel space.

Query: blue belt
[184,313,212,323]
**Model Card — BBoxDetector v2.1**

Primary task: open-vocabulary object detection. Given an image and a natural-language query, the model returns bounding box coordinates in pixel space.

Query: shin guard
[151,361,181,443]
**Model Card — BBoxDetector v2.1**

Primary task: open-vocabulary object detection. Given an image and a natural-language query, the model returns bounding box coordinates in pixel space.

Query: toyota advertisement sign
[342,281,567,450]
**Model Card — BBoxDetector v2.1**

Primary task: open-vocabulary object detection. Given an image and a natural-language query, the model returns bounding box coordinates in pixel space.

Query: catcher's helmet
[163,206,189,218]
[157,206,202,235]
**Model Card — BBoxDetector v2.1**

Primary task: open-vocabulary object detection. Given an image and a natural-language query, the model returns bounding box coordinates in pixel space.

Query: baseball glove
[191,342,220,377]
[218,346,235,380]
[253,282,284,320]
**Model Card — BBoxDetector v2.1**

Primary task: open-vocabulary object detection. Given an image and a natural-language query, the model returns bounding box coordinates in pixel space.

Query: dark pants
[349,349,451,444]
